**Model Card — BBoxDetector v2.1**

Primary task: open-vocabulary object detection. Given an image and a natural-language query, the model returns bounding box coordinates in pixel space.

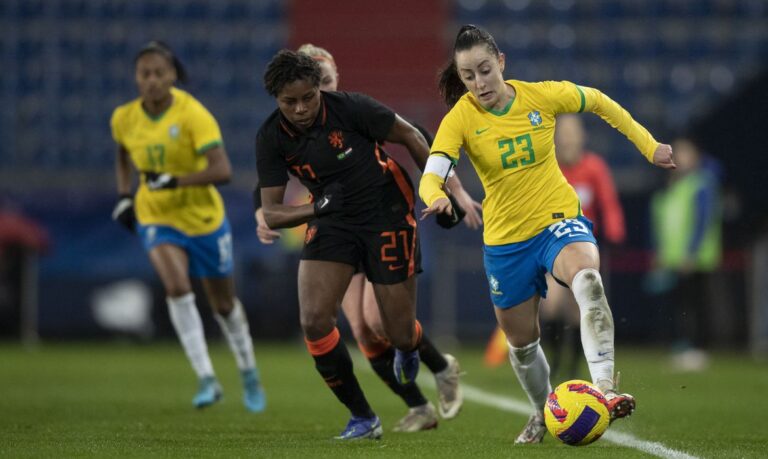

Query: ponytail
[438,58,467,108]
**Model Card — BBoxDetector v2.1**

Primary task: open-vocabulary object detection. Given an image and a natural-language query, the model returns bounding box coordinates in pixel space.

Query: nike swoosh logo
[318,197,330,209]
[475,127,490,135]
[388,264,404,271]
[286,153,298,161]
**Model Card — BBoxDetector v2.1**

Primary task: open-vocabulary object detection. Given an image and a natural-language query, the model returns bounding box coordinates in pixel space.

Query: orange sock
[357,336,391,359]
[412,320,423,350]
[305,328,340,356]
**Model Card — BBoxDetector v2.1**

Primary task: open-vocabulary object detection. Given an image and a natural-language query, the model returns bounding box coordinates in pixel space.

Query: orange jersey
[560,152,625,243]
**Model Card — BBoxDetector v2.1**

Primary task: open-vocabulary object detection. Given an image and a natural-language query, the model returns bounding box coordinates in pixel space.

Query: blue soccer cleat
[192,376,222,409]
[394,349,420,385]
[241,368,266,413]
[334,415,383,440]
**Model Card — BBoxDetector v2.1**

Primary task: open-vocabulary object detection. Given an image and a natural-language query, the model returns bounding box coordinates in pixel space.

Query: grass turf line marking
[354,354,697,458]
[432,380,699,459]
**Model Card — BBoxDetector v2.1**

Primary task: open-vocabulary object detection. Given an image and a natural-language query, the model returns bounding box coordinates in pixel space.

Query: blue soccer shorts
[483,216,597,308]
[138,218,234,278]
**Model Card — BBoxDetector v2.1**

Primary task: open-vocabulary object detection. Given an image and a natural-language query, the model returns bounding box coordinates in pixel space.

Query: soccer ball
[544,379,610,446]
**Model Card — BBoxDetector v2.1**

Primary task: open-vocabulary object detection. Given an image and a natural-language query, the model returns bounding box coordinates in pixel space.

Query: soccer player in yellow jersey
[419,25,676,444]
[110,41,265,412]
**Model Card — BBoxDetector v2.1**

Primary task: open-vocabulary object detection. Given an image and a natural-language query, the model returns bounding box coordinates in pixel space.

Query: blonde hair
[297,43,336,69]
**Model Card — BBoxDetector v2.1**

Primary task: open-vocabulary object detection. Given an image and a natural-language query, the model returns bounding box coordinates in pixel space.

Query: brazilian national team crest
[168,124,180,139]
[489,274,502,295]
[528,111,542,127]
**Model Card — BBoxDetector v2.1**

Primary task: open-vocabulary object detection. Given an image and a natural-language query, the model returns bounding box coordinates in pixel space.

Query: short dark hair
[438,25,501,107]
[263,50,321,97]
[135,40,188,83]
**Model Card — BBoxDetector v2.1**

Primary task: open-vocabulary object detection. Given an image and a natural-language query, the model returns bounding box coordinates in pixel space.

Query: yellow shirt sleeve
[543,81,659,163]
[110,107,124,145]
[420,105,465,206]
[186,100,223,154]
[580,85,659,162]
[430,105,464,162]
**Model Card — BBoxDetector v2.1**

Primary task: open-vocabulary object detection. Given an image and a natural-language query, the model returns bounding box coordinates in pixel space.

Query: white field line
[354,354,698,458]
[423,378,700,459]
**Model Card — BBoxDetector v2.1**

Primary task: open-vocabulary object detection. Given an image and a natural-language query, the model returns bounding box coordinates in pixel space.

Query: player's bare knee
[351,325,379,348]
[211,297,235,316]
[299,310,335,339]
[213,304,233,317]
[387,329,414,351]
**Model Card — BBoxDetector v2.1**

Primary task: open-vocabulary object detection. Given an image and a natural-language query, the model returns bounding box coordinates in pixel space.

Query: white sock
[508,338,552,412]
[214,298,256,372]
[572,268,615,391]
[168,293,215,379]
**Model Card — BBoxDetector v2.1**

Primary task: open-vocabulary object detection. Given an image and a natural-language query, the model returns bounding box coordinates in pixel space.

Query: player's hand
[144,172,178,190]
[314,182,344,217]
[255,207,281,244]
[436,193,467,228]
[421,196,452,221]
[111,194,136,233]
[448,186,483,229]
[653,144,676,170]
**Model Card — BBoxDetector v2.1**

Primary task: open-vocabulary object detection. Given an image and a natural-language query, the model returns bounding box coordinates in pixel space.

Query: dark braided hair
[135,40,187,83]
[438,25,501,107]
[263,50,322,97]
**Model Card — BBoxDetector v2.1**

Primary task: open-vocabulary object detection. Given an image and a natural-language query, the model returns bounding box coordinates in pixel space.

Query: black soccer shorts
[301,216,422,285]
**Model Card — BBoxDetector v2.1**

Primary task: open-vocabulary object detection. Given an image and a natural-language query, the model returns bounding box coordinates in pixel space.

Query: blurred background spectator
[646,137,722,371]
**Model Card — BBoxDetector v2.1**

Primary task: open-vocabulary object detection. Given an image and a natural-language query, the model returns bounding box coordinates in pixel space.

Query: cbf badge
[489,274,503,296]
[168,124,180,139]
[528,111,542,126]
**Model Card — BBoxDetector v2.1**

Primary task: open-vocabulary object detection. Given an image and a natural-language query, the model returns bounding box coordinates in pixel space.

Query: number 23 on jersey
[498,133,536,170]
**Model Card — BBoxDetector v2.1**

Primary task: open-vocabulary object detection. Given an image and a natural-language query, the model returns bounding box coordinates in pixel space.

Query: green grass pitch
[1,342,765,458]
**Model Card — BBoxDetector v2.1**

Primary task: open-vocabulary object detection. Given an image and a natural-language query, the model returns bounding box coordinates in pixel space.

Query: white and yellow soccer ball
[544,379,610,446]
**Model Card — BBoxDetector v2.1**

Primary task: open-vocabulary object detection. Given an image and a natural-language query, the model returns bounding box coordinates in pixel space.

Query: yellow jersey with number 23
[428,79,659,245]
